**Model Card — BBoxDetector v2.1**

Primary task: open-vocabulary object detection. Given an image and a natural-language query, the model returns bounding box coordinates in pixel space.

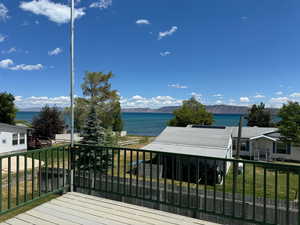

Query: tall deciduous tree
[32,106,65,139]
[168,97,213,127]
[246,102,272,127]
[278,102,300,144]
[0,92,17,125]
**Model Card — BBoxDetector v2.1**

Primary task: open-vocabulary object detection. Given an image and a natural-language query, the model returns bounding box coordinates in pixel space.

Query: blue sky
[1,0,300,109]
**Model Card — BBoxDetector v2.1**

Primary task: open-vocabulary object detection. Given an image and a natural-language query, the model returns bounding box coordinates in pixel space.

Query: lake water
[16,112,249,136]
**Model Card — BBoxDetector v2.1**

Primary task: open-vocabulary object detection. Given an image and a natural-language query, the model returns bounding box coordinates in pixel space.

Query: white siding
[0,131,27,154]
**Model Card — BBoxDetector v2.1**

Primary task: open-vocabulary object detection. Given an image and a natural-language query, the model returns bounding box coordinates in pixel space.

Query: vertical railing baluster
[213,160,216,212]
[24,154,28,202]
[123,149,126,195]
[32,152,35,199]
[253,164,256,221]
[0,158,2,212]
[156,154,160,205]
[179,156,182,207]
[275,169,278,225]
[88,148,91,195]
[136,150,139,197]
[8,156,11,209]
[105,148,108,193]
[63,147,65,187]
[99,148,103,191]
[143,151,145,200]
[117,149,121,194]
[298,171,300,225]
[51,149,54,192]
[171,155,175,206]
[111,148,114,193]
[232,162,236,217]
[130,149,132,196]
[150,152,153,201]
[263,167,267,223]
[16,155,19,205]
[187,157,191,208]
[204,159,207,212]
[45,150,48,193]
[164,155,167,204]
[93,149,97,190]
[196,158,199,210]
[38,152,41,197]
[242,163,246,220]
[222,160,226,215]
[57,147,60,189]
[286,171,290,225]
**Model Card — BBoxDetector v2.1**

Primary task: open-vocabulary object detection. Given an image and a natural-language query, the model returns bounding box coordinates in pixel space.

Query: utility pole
[70,0,75,148]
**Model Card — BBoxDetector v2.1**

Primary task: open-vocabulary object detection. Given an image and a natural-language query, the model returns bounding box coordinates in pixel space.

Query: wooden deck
[1,192,219,225]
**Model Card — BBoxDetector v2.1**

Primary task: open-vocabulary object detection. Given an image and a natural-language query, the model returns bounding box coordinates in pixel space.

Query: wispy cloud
[15,96,71,108]
[213,94,223,97]
[160,51,171,57]
[253,94,265,98]
[48,47,62,56]
[158,26,178,40]
[275,91,283,95]
[240,16,248,20]
[270,97,289,104]
[1,47,17,54]
[0,59,43,71]
[90,0,112,9]
[240,97,250,103]
[0,34,7,42]
[168,84,187,89]
[216,100,223,104]
[136,19,150,25]
[120,95,182,108]
[0,3,9,21]
[19,0,85,24]
[290,93,300,98]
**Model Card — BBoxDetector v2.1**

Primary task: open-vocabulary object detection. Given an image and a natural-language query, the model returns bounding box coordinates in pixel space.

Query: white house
[0,123,29,154]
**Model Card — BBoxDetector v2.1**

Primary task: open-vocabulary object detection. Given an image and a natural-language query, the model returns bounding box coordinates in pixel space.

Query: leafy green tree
[278,102,300,144]
[168,97,213,127]
[246,102,272,127]
[0,92,17,125]
[32,106,65,139]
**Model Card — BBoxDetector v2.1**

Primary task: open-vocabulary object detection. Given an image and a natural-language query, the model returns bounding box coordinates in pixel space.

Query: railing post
[69,145,74,192]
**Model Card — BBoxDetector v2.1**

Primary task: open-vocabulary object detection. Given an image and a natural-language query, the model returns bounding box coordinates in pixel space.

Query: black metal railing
[72,144,300,225]
[0,145,70,216]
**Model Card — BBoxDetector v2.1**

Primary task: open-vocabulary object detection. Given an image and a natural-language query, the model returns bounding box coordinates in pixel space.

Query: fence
[71,144,300,225]
[0,145,70,216]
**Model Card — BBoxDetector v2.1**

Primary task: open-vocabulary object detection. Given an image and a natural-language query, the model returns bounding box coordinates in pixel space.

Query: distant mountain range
[19,104,279,115]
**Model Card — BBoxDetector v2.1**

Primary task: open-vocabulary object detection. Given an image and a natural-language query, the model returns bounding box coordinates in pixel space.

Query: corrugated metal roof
[228,126,278,139]
[143,126,231,158]
[0,123,29,133]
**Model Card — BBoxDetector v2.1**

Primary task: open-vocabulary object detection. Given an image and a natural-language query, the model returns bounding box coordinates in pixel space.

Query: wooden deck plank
[56,196,169,225]
[61,194,197,225]
[26,209,79,225]
[49,199,149,225]
[68,192,211,224]
[15,214,56,225]
[4,218,33,225]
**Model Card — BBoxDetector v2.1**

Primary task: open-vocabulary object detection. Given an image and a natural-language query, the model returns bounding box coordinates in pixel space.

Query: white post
[70,0,75,192]
[70,0,75,147]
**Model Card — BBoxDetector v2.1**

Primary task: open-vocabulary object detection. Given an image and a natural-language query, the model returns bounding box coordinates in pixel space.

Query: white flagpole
[70,0,75,147]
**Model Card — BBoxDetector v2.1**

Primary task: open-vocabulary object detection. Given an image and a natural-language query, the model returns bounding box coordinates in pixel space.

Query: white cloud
[241,16,248,20]
[136,19,150,25]
[15,96,70,108]
[213,94,223,97]
[160,51,171,57]
[275,91,283,95]
[90,0,112,9]
[121,95,182,108]
[48,47,62,56]
[216,100,223,104]
[269,97,289,104]
[168,83,187,89]
[253,94,265,98]
[0,59,13,69]
[0,3,9,21]
[19,0,85,24]
[240,97,250,103]
[1,47,17,54]
[0,34,7,42]
[190,92,202,101]
[0,58,43,71]
[290,92,300,98]
[158,26,178,40]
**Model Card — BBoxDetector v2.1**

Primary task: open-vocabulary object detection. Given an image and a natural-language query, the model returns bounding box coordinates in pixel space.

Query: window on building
[12,133,18,145]
[276,142,291,154]
[241,141,249,151]
[20,133,25,144]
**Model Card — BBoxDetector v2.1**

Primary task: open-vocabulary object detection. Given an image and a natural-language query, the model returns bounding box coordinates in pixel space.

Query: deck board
[2,192,219,225]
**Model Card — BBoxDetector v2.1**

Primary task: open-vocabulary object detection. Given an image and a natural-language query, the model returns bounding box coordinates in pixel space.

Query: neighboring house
[0,123,29,154]
[229,126,300,161]
[142,126,233,184]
